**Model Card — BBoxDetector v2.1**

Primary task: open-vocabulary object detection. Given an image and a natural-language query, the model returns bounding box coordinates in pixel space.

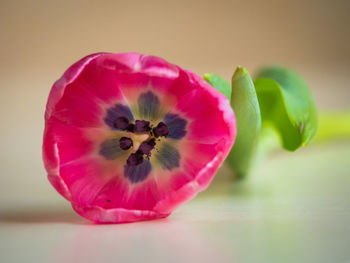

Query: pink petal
[45,53,104,121]
[175,87,235,144]
[90,174,160,211]
[59,157,116,205]
[72,203,169,224]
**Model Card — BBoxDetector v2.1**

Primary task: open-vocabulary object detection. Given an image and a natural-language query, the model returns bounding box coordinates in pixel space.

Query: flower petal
[72,204,168,224]
[89,173,160,211]
[52,87,105,127]
[43,52,236,224]
[45,53,104,121]
[59,157,117,206]
[175,87,234,144]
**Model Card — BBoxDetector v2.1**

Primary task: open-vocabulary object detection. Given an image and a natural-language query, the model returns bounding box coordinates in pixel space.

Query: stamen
[126,123,135,132]
[139,139,156,155]
[111,115,171,167]
[153,122,169,137]
[119,137,133,150]
[113,117,129,130]
[135,120,151,133]
[127,150,144,166]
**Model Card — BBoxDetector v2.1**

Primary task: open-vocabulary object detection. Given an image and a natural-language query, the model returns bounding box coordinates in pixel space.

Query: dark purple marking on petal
[119,137,133,150]
[138,91,160,120]
[99,138,125,160]
[104,104,134,130]
[135,120,151,133]
[153,122,169,138]
[124,159,152,183]
[113,117,129,130]
[155,142,180,170]
[139,139,156,155]
[163,113,187,139]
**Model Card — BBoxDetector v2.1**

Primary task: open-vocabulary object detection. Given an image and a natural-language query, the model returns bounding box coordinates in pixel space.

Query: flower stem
[315,111,350,143]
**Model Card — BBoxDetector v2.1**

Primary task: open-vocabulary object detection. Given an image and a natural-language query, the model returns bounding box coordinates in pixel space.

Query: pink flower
[43,53,236,223]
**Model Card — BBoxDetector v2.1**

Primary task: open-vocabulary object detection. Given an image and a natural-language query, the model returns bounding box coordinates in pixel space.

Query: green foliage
[204,73,232,100]
[205,66,318,179]
[255,66,318,151]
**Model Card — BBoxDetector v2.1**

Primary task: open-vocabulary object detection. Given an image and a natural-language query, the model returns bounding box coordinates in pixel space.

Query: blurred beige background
[0,0,349,205]
[1,1,350,263]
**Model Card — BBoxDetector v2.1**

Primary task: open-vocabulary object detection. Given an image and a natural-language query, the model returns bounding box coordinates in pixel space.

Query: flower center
[115,119,169,167]
[129,133,150,151]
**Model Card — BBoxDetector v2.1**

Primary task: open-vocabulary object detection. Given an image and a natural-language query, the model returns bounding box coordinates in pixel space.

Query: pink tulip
[43,53,236,223]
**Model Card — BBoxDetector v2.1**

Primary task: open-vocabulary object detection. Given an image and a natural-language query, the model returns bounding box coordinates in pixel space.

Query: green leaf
[254,66,318,151]
[204,73,231,100]
[226,67,261,179]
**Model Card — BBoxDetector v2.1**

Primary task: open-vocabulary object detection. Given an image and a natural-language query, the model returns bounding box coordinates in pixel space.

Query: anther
[126,150,144,166]
[153,122,169,137]
[119,137,133,150]
[135,120,151,133]
[126,123,135,132]
[139,139,156,155]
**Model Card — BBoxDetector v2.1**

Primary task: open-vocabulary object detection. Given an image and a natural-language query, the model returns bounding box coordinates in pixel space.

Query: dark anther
[126,123,135,132]
[107,199,111,202]
[135,120,151,133]
[127,150,144,166]
[139,139,156,155]
[153,122,169,137]
[113,117,129,130]
[119,137,133,150]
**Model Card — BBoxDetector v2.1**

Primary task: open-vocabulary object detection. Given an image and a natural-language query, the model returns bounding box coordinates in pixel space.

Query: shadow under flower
[0,205,87,225]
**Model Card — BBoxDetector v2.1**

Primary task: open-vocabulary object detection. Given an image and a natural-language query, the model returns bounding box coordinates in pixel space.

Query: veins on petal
[124,159,152,183]
[163,113,187,139]
[154,142,180,170]
[99,138,126,160]
[137,91,160,120]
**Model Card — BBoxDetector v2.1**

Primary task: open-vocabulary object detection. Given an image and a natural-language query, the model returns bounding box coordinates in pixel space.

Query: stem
[315,111,350,143]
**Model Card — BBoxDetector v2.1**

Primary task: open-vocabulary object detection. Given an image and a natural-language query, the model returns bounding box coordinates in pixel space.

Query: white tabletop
[1,141,349,263]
